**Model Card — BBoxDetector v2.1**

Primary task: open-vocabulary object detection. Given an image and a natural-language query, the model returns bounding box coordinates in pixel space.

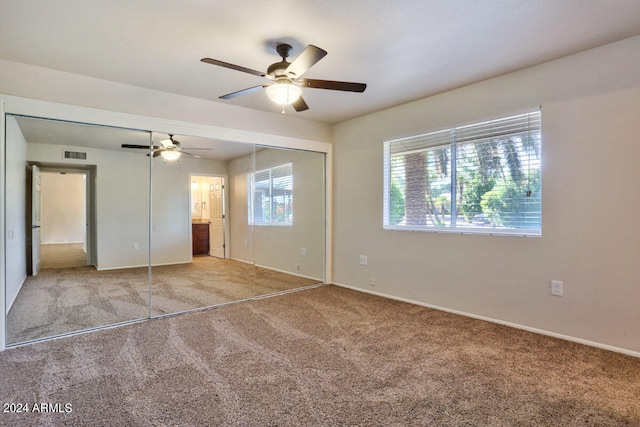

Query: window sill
[383,225,541,237]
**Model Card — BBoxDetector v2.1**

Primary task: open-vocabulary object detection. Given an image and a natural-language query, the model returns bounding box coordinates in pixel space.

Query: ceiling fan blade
[201,58,269,79]
[292,96,309,112]
[285,45,327,78]
[220,84,268,99]
[181,151,202,159]
[152,150,163,157]
[298,78,367,92]
[122,144,157,149]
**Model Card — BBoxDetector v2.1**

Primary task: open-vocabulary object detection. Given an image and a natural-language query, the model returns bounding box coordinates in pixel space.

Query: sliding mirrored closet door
[5,115,327,346]
[149,139,326,318]
[249,146,326,289]
[4,115,152,345]
[148,132,244,315]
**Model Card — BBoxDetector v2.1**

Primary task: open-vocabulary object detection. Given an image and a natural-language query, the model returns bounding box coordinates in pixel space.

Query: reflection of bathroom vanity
[191,175,225,259]
[191,176,212,256]
[192,222,210,256]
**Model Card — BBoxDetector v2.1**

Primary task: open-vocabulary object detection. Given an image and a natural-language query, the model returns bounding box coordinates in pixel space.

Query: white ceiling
[2,0,640,125]
[13,115,258,161]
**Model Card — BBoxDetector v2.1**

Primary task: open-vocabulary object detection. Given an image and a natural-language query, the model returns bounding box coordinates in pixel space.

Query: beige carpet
[7,257,320,344]
[40,243,87,269]
[1,285,639,426]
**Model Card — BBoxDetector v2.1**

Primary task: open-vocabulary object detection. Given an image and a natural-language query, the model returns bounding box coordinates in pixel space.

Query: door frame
[188,173,230,260]
[30,164,41,275]
[29,163,97,268]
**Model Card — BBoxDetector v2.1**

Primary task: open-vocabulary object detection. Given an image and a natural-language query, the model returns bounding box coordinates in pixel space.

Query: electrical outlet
[296,264,300,271]
[359,255,368,266]
[551,280,563,296]
[370,279,376,287]
[133,243,139,251]
[301,248,307,256]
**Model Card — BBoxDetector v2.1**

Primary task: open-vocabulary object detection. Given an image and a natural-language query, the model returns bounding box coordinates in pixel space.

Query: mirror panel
[5,115,152,344]
[149,132,239,315]
[149,138,326,317]
[4,115,327,346]
[248,146,326,283]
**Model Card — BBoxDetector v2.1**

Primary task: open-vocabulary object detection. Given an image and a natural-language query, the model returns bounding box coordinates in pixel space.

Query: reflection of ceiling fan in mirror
[201,43,367,112]
[121,135,212,161]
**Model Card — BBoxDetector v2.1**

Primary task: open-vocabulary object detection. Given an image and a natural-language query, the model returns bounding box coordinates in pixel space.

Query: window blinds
[249,163,293,225]
[384,110,542,235]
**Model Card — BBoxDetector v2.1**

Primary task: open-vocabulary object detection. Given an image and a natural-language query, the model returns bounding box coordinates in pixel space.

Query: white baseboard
[6,274,27,315]
[96,260,190,271]
[254,263,322,282]
[96,264,147,271]
[96,259,322,282]
[41,241,84,245]
[229,257,254,265]
[333,282,640,359]
[228,258,323,282]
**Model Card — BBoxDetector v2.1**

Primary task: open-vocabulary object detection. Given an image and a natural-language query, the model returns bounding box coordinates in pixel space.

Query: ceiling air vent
[63,150,87,160]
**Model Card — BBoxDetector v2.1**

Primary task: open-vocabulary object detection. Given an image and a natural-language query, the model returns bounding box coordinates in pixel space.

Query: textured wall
[332,36,640,354]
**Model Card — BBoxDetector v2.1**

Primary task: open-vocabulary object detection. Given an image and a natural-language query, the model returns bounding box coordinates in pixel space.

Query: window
[384,111,541,236]
[248,163,293,225]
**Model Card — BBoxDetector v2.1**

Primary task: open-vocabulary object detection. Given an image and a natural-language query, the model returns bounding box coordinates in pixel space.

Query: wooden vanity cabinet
[192,223,210,256]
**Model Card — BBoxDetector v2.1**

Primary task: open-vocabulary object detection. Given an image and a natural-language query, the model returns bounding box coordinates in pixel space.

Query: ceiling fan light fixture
[266,80,302,105]
[160,149,181,161]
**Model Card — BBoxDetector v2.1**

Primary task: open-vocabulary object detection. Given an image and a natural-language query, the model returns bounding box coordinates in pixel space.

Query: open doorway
[40,170,88,268]
[27,165,95,274]
[190,175,226,259]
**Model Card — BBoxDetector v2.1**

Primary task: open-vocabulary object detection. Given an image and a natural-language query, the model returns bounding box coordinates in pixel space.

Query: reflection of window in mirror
[248,163,293,226]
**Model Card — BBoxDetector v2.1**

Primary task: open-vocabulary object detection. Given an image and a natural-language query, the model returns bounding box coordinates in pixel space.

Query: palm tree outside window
[384,110,541,236]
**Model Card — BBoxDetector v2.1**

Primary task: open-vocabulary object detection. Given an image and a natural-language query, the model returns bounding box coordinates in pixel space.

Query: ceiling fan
[201,43,367,112]
[121,135,211,161]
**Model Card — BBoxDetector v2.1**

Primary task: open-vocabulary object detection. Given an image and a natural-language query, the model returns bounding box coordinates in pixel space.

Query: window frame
[248,162,293,226]
[383,110,542,237]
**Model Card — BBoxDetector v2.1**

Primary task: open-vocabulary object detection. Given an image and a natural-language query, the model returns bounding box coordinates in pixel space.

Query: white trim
[95,264,149,271]
[382,226,541,238]
[41,241,85,245]
[228,257,255,265]
[254,263,323,282]
[333,282,640,359]
[226,257,324,282]
[0,99,6,352]
[5,275,26,315]
[383,106,542,145]
[324,144,332,285]
[96,261,193,271]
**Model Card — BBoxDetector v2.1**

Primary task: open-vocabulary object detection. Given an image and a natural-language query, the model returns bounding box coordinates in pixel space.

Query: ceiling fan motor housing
[267,44,294,77]
[276,43,293,59]
[267,60,291,77]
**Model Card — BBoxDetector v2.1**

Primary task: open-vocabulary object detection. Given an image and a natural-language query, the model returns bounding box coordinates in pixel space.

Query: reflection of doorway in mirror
[191,176,225,259]
[191,177,209,222]
[40,171,88,269]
